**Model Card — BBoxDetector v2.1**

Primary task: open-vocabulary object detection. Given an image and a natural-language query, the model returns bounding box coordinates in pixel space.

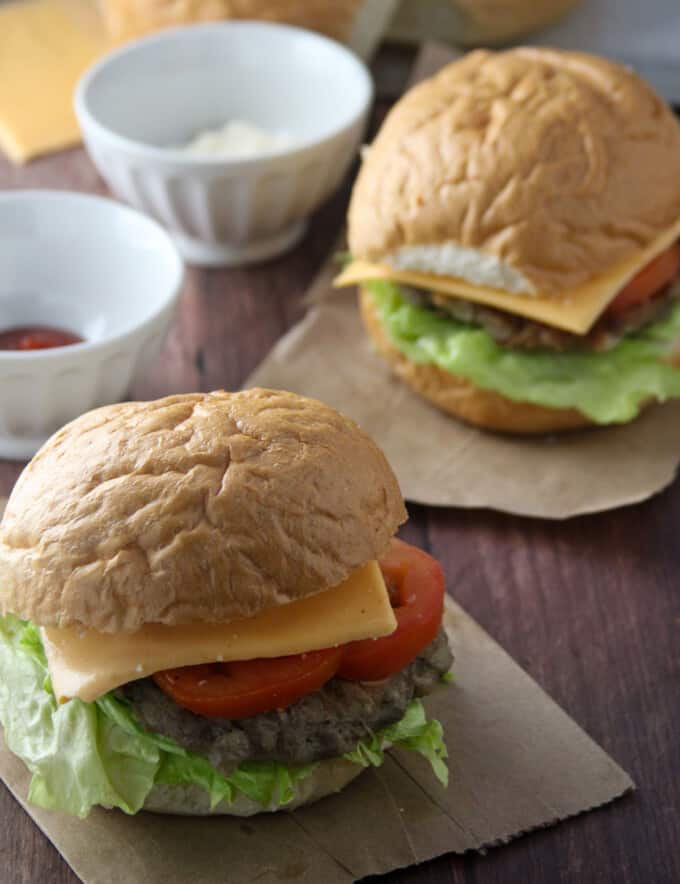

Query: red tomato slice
[606,243,680,317]
[337,538,445,682]
[153,647,343,719]
[152,539,446,718]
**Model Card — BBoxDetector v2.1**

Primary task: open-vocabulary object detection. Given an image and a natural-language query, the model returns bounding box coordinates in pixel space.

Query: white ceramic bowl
[75,22,373,267]
[0,191,183,460]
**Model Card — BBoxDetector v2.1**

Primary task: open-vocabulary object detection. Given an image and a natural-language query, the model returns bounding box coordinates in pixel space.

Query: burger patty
[400,276,680,352]
[122,629,453,773]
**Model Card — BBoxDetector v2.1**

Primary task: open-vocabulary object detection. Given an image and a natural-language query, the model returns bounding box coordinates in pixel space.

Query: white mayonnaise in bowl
[75,22,373,267]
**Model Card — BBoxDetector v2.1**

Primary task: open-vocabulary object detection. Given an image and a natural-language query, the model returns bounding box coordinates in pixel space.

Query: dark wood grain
[1,44,679,884]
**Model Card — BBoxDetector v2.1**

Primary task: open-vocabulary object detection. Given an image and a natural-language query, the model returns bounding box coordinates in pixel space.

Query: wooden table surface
[0,44,679,884]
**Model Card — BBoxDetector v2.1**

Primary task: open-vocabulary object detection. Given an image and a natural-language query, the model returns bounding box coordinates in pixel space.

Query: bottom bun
[360,287,606,435]
[143,756,365,817]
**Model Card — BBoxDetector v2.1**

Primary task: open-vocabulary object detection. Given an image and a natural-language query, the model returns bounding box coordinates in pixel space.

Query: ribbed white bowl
[75,22,373,267]
[0,191,183,460]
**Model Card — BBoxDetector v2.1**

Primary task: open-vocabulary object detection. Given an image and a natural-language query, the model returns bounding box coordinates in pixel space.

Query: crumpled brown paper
[0,596,632,883]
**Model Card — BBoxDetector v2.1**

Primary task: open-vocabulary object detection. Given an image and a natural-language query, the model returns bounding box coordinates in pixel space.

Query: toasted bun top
[0,389,405,633]
[348,48,680,295]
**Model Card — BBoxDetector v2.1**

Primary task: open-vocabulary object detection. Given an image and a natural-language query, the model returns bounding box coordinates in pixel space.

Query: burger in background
[337,48,680,433]
[389,0,583,48]
[0,389,452,817]
[102,0,582,49]
[101,0,364,44]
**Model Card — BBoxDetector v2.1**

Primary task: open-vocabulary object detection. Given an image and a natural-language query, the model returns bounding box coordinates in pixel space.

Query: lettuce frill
[366,280,680,423]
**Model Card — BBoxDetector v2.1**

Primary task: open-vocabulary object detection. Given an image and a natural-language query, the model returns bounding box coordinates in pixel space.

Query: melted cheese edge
[42,561,397,703]
[336,217,680,334]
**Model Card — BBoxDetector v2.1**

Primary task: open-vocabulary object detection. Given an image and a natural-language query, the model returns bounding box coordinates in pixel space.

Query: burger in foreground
[337,48,680,433]
[0,389,452,818]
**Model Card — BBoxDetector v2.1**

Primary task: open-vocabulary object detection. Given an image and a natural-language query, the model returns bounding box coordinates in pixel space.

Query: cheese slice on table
[336,215,680,335]
[42,560,397,703]
[0,0,109,163]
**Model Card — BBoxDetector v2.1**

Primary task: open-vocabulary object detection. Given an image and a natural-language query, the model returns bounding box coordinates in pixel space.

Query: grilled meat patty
[122,629,453,774]
[400,276,680,352]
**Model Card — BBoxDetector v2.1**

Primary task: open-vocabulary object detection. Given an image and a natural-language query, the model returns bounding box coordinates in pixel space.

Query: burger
[336,48,680,434]
[389,0,582,49]
[103,0,363,44]
[0,389,451,818]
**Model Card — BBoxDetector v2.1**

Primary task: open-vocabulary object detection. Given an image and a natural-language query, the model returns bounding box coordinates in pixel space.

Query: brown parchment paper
[0,595,632,883]
[247,41,680,519]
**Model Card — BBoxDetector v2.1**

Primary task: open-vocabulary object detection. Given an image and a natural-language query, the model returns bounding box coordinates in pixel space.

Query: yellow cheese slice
[42,560,397,703]
[0,0,109,163]
[336,217,680,335]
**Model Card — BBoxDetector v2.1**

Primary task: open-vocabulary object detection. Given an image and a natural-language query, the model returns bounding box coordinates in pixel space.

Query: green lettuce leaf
[344,698,449,787]
[366,279,680,424]
[0,616,449,816]
[0,615,159,817]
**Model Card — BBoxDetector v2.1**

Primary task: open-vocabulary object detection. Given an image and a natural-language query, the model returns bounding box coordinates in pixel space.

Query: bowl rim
[74,20,374,168]
[0,190,184,362]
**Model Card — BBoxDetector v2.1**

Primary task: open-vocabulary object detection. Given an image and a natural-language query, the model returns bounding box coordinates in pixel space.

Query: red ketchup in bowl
[0,326,83,351]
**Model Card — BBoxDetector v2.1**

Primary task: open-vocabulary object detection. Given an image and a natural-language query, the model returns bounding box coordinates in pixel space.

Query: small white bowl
[0,191,183,460]
[75,22,373,267]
